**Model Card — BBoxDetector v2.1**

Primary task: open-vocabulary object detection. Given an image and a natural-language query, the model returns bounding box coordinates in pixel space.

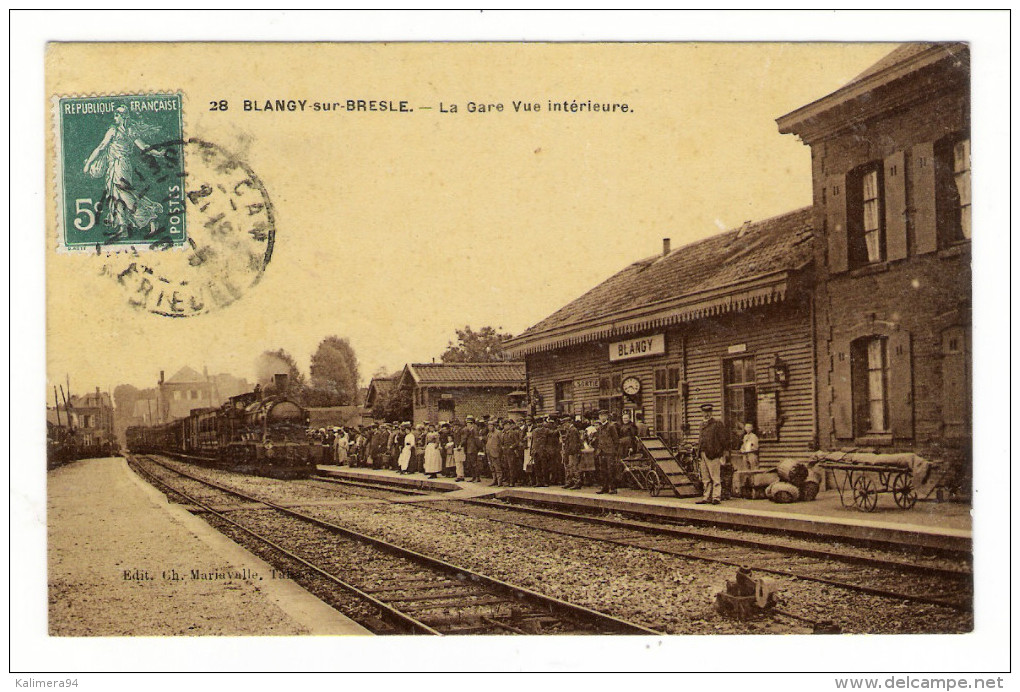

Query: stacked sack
[764,459,822,504]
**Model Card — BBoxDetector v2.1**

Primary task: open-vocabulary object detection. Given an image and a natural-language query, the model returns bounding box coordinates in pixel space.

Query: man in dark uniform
[594,409,620,494]
[618,413,639,459]
[501,419,523,487]
[560,415,583,489]
[530,417,550,487]
[462,415,482,482]
[485,420,504,485]
[696,403,730,504]
[544,416,563,485]
[634,411,650,438]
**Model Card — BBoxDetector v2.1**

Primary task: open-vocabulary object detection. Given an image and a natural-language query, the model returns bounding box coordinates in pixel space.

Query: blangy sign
[609,334,665,362]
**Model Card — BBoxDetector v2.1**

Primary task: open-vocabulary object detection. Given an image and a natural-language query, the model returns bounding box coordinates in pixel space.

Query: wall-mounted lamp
[769,356,789,387]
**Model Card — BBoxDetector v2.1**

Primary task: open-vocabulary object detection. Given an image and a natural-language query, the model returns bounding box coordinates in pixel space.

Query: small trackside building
[504,209,818,467]
[396,362,527,425]
[776,42,971,482]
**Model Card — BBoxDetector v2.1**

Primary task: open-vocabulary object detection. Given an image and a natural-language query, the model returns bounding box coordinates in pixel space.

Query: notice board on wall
[757,390,779,440]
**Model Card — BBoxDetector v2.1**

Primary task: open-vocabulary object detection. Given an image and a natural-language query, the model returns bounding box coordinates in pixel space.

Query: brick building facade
[396,362,526,425]
[777,43,971,470]
[47,387,115,448]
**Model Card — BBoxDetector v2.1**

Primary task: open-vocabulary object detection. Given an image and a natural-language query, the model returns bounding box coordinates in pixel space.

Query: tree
[440,325,513,363]
[255,349,306,398]
[113,384,140,413]
[307,336,361,406]
[371,387,412,423]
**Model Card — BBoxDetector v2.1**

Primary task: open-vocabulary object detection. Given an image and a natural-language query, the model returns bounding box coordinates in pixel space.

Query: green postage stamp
[56,93,186,251]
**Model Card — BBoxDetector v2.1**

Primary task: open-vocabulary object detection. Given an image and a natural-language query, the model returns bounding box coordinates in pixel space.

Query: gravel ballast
[143,457,974,634]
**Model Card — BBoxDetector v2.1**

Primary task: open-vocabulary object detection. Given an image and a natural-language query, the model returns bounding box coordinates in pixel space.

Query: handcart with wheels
[821,461,917,512]
[815,450,946,512]
[620,454,655,491]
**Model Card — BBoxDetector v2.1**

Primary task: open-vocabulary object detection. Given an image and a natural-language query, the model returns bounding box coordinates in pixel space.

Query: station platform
[318,465,972,554]
[48,457,371,636]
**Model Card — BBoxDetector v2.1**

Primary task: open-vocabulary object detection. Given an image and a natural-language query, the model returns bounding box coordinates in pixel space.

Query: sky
[46,42,895,395]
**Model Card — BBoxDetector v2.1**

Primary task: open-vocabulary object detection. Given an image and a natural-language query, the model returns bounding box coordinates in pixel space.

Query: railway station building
[506,42,971,475]
[395,362,527,425]
[504,209,818,467]
[777,42,971,475]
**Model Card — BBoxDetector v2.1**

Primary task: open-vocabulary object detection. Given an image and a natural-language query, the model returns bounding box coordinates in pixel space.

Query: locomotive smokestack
[662,238,671,256]
[274,373,289,393]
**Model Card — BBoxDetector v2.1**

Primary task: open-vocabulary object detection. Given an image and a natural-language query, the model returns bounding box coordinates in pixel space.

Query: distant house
[156,366,250,422]
[47,387,115,447]
[364,373,398,410]
[395,362,527,425]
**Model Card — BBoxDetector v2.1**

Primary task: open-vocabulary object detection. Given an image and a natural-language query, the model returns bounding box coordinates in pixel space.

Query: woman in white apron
[423,428,443,478]
[334,429,349,466]
[397,426,415,474]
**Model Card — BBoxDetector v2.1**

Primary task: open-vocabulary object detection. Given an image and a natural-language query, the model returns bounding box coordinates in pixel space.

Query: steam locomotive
[125,388,318,478]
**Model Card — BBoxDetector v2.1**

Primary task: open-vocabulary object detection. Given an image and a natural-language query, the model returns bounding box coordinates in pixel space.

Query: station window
[847,163,885,266]
[723,356,756,443]
[554,380,574,415]
[653,366,682,449]
[851,336,890,435]
[598,375,622,418]
[936,134,971,244]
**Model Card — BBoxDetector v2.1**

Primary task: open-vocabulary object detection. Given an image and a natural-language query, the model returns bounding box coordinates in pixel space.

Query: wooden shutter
[884,151,908,261]
[941,327,970,438]
[912,142,938,255]
[825,174,849,274]
[831,338,853,439]
[887,329,914,440]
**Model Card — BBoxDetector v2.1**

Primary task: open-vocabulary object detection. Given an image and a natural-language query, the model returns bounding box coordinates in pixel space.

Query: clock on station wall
[621,376,642,397]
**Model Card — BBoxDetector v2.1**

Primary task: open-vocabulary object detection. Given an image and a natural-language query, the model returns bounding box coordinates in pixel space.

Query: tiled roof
[844,43,945,88]
[405,362,526,386]
[71,392,113,409]
[166,366,205,383]
[513,207,813,341]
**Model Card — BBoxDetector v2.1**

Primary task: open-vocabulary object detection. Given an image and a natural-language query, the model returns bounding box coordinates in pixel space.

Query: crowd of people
[309,404,759,504]
[307,409,648,494]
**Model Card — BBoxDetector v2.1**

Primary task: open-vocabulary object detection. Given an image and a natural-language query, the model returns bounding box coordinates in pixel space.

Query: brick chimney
[662,238,671,256]
[274,373,289,393]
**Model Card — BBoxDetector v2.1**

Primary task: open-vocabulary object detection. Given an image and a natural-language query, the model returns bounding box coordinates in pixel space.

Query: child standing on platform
[741,422,759,470]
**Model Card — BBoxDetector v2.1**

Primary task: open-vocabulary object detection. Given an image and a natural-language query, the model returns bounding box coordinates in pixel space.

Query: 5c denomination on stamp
[56,93,186,251]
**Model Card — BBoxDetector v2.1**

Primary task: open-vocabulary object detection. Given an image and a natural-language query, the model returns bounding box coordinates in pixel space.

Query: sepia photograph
[10,8,1011,683]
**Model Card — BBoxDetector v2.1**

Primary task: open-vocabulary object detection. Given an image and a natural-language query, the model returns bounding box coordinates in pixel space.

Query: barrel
[775,459,809,486]
[766,481,801,504]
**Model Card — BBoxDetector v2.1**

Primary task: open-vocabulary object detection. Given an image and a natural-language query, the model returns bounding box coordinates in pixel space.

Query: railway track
[309,474,972,613]
[129,455,663,636]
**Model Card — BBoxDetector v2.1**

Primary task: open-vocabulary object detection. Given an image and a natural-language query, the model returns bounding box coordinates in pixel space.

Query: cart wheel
[892,473,917,509]
[647,471,662,497]
[853,476,878,512]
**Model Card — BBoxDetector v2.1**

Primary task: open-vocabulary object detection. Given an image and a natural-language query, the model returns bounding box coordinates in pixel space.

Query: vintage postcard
[25,24,1006,676]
